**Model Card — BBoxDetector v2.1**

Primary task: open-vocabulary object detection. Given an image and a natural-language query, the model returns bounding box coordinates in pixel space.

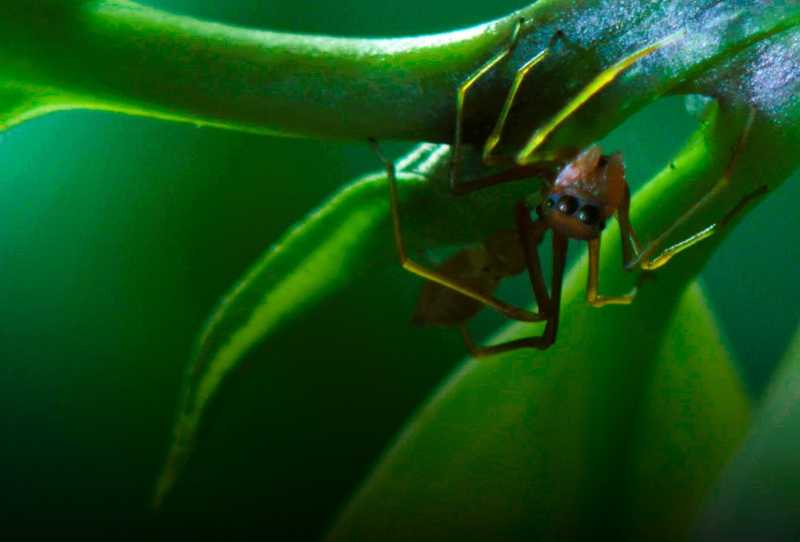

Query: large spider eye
[577,205,600,226]
[556,195,578,215]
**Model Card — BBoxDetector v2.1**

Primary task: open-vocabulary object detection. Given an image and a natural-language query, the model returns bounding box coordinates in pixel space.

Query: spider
[370,19,766,358]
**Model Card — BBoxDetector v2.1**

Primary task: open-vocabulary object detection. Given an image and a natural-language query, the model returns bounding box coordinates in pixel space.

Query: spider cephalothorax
[539,146,624,240]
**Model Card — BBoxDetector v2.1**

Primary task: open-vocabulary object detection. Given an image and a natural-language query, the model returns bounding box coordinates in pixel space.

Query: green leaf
[140,0,800,514]
[151,168,395,507]
[694,329,800,540]
[0,87,67,131]
[324,29,800,526]
[327,281,749,540]
[152,143,541,506]
[324,78,800,535]
[323,131,758,537]
[156,26,800,501]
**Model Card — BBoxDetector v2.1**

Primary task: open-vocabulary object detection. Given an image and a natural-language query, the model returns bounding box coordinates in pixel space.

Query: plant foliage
[1,0,799,538]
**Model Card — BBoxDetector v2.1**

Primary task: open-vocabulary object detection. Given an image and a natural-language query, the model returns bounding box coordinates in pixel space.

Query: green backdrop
[0,0,797,539]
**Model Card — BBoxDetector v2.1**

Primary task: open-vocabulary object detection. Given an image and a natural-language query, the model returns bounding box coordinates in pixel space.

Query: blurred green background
[0,0,797,539]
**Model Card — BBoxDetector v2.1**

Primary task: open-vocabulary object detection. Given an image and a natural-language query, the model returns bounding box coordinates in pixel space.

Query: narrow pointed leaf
[153,170,395,507]
[153,144,543,506]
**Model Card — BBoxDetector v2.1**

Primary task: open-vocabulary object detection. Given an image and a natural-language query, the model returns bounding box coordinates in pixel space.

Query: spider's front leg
[449,18,557,196]
[462,204,567,358]
[587,183,641,307]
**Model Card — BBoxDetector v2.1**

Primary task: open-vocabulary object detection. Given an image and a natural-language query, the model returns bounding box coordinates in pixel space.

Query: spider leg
[637,184,768,271]
[450,18,526,194]
[459,229,568,358]
[481,49,549,164]
[516,31,682,164]
[482,29,587,166]
[450,25,570,196]
[586,237,637,307]
[631,107,765,271]
[448,162,558,196]
[616,182,643,267]
[370,139,546,323]
[516,202,551,316]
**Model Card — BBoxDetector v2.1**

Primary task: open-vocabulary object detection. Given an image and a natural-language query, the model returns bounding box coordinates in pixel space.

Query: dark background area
[0,1,797,539]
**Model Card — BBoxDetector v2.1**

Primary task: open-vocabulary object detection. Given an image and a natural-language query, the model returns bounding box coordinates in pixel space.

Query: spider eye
[577,205,600,226]
[556,195,578,215]
[544,197,555,208]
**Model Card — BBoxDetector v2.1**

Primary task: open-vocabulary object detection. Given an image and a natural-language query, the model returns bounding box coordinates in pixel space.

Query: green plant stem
[0,0,519,137]
[1,0,798,143]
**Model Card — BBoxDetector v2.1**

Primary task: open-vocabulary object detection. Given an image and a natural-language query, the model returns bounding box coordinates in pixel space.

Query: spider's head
[536,146,625,240]
[538,191,606,240]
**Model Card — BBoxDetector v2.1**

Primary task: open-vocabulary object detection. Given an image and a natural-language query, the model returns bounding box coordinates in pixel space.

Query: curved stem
[0,0,797,145]
[0,0,527,138]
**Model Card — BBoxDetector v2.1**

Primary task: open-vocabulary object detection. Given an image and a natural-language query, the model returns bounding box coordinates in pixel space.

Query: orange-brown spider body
[540,146,625,241]
[396,145,639,357]
[412,229,524,327]
[370,19,764,358]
